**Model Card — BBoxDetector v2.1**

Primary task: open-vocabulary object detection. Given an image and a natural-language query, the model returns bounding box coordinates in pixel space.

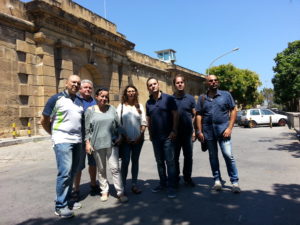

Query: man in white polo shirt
[41,75,84,218]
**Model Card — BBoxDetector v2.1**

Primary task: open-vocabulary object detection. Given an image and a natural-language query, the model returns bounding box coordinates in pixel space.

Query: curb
[0,136,51,148]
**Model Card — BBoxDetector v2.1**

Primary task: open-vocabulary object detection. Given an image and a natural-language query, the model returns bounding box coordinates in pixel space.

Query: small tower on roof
[155,49,176,63]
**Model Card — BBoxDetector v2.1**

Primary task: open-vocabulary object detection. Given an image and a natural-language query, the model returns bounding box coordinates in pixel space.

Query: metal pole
[207,47,239,75]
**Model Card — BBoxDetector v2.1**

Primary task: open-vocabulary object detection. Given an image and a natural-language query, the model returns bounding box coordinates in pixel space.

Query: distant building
[0,0,205,137]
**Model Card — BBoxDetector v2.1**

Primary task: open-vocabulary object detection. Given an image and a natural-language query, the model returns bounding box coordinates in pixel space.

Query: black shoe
[184,179,196,187]
[90,185,101,196]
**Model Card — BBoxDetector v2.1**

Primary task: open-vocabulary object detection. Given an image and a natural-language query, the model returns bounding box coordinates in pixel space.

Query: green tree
[272,40,300,111]
[261,88,274,108]
[208,64,262,108]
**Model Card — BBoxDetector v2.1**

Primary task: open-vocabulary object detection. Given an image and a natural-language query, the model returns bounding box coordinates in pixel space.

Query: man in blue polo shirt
[73,79,99,201]
[41,75,84,218]
[173,75,196,187]
[196,74,241,193]
[146,77,178,198]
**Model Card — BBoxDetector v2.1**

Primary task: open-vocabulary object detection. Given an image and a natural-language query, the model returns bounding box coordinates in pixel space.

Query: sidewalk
[0,135,50,148]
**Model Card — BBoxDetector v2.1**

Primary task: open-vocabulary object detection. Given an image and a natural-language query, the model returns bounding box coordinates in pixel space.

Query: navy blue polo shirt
[173,93,195,136]
[196,90,235,140]
[146,92,177,139]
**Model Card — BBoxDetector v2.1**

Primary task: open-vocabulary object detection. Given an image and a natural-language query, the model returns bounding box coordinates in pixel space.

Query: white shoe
[212,180,222,191]
[100,193,109,202]
[232,183,241,193]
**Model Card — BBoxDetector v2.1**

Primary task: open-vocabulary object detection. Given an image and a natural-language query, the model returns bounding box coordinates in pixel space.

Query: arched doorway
[79,66,94,83]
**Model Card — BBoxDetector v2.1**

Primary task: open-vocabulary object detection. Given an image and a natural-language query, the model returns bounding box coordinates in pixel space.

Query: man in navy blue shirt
[146,77,178,198]
[173,75,196,187]
[73,80,99,201]
[196,75,241,193]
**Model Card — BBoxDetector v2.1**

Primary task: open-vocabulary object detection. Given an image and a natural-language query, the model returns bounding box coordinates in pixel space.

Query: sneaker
[184,179,196,187]
[118,194,129,203]
[167,189,177,199]
[72,202,82,210]
[232,183,241,193]
[100,193,109,202]
[90,185,101,196]
[212,180,222,191]
[55,206,74,218]
[151,185,165,193]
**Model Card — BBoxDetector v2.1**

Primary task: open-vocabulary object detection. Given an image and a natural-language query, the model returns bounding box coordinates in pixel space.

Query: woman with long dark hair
[117,85,147,194]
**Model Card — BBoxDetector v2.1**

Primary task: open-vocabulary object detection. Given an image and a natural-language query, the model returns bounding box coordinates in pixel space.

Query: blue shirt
[146,92,177,139]
[195,90,235,140]
[77,95,97,138]
[43,90,84,144]
[173,93,195,136]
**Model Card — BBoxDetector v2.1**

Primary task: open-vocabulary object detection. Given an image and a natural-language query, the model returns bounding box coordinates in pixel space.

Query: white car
[240,108,288,128]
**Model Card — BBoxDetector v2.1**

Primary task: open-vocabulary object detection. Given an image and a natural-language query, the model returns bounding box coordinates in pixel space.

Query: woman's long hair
[121,85,141,114]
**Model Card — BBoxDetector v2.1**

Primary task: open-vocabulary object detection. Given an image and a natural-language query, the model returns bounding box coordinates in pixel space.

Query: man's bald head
[65,75,81,95]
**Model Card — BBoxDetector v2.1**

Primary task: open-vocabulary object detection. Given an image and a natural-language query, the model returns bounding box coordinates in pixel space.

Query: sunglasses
[208,79,218,82]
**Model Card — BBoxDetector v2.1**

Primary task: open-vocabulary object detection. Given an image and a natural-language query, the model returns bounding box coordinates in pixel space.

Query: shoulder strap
[120,104,123,125]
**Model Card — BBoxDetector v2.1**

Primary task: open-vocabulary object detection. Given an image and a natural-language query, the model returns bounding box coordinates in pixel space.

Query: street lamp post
[207,47,239,75]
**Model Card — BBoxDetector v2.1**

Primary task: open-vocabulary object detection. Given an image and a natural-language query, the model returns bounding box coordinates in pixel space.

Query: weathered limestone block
[19,106,34,117]
[35,75,56,86]
[18,84,31,95]
[4,47,16,60]
[60,69,72,79]
[36,96,51,107]
[42,55,55,66]
[18,62,27,74]
[26,53,37,64]
[37,86,56,97]
[61,60,73,70]
[36,65,55,76]
[0,46,4,58]
[26,64,37,75]
[16,40,35,54]
[25,32,35,44]
[36,45,54,56]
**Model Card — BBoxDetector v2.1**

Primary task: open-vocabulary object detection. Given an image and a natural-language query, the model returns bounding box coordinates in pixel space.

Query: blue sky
[26,0,300,89]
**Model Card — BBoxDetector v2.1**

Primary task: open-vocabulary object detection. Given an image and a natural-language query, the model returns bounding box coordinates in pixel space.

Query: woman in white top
[117,85,147,194]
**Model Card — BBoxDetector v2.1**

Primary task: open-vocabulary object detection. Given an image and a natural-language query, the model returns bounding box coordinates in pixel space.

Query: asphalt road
[0,126,299,225]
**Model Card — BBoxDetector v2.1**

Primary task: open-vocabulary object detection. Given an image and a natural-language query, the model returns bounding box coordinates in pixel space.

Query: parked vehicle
[240,108,288,128]
[236,110,245,126]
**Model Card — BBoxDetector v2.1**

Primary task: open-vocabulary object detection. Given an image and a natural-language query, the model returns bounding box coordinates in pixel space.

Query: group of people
[41,73,241,218]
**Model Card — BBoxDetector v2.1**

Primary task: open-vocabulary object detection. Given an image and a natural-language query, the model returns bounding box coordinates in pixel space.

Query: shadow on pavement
[267,132,300,158]
[17,177,300,225]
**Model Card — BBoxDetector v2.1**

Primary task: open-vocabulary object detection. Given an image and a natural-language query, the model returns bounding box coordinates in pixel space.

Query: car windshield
[250,109,260,116]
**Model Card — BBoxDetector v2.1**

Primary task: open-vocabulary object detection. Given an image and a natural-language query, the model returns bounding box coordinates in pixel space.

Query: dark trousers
[174,134,193,183]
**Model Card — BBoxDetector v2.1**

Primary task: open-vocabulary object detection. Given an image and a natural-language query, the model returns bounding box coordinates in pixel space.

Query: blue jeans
[120,141,144,186]
[207,138,239,183]
[53,143,81,208]
[151,138,176,188]
[174,134,193,182]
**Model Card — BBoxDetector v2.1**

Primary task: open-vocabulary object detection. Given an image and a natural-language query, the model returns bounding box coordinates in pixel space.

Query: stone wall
[0,0,205,138]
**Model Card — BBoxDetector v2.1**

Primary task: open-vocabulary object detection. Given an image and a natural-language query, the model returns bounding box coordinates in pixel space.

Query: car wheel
[278,119,287,126]
[248,120,257,128]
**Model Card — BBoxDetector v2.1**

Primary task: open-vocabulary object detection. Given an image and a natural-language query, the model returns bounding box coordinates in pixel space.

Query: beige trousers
[93,147,124,196]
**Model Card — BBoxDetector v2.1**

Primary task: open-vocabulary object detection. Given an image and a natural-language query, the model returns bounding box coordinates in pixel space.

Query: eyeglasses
[208,79,218,83]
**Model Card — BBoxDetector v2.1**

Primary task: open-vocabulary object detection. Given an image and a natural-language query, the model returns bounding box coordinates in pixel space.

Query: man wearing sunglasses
[195,74,241,193]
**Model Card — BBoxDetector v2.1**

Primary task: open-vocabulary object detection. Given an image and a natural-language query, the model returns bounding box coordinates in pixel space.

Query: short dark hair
[146,77,158,86]
[173,74,185,85]
[95,87,109,103]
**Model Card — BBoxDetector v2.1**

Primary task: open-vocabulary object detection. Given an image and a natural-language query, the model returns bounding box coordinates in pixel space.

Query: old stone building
[0,0,205,137]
